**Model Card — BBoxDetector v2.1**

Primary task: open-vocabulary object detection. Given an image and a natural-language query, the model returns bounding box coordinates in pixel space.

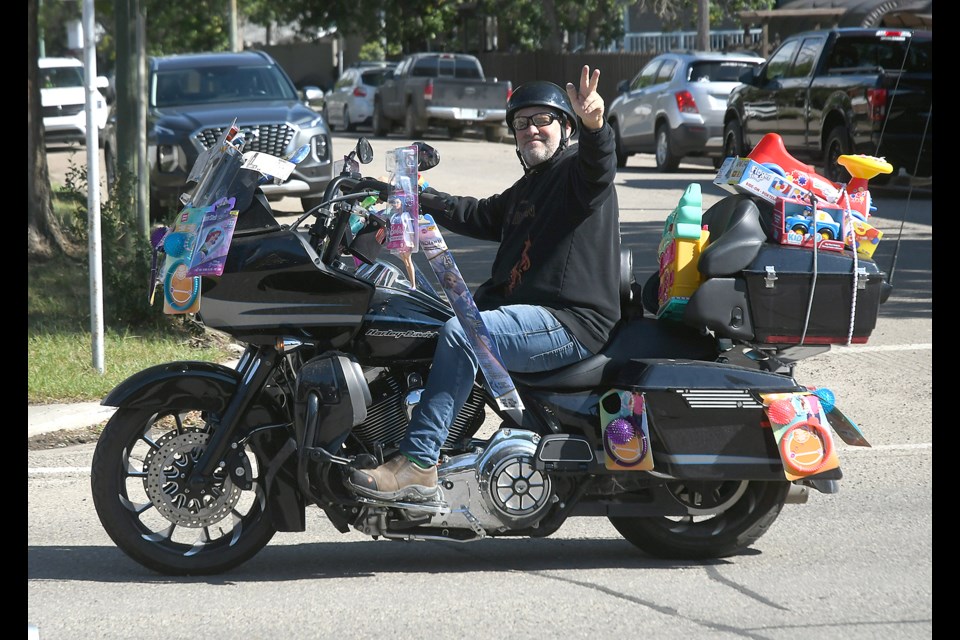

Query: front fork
[186,346,283,488]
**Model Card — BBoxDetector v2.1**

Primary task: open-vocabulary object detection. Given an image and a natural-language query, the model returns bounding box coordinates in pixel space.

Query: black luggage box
[744,243,889,345]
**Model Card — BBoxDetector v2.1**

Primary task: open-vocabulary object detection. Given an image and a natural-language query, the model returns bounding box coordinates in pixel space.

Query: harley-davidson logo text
[365,329,439,339]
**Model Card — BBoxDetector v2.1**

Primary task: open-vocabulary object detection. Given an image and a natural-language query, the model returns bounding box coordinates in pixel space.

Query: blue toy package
[186,197,239,277]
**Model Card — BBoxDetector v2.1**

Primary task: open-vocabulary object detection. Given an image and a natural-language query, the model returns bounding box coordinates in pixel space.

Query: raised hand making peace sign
[566,65,604,131]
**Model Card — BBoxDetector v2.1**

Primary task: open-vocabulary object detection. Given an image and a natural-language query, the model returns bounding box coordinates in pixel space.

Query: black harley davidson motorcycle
[90,133,889,576]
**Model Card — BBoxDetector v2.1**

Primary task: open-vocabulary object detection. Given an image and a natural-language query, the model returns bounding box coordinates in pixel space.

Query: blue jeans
[400,304,592,465]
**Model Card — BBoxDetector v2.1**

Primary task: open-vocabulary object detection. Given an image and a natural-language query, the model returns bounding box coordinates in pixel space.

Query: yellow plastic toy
[657,183,710,320]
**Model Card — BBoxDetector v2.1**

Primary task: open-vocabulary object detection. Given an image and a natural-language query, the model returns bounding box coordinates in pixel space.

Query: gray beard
[518,138,560,167]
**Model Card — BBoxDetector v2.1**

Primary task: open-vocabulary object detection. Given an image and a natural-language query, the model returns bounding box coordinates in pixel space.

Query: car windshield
[41,65,84,89]
[152,64,299,108]
[687,60,759,83]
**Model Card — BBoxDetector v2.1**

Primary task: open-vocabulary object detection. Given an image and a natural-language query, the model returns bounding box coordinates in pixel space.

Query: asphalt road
[31,132,932,639]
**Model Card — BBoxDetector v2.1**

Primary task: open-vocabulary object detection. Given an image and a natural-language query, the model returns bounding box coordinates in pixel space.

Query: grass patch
[28,191,235,404]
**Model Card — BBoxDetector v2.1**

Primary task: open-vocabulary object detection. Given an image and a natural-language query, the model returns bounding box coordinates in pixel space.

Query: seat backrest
[697,195,769,278]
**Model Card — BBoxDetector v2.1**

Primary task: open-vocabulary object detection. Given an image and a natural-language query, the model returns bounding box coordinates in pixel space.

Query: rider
[348,65,622,501]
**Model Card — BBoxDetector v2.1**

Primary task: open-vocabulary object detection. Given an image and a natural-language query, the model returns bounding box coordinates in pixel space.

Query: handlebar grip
[349,178,392,201]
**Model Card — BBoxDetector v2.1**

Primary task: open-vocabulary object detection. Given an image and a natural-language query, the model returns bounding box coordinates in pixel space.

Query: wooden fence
[476,52,658,101]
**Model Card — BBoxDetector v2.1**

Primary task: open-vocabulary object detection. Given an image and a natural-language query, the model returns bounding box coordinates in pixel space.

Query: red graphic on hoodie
[507,237,533,294]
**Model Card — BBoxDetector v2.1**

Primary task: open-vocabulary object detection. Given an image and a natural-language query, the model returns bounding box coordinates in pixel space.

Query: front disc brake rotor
[142,428,241,528]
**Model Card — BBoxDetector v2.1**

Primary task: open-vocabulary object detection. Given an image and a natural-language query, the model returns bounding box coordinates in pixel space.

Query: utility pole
[697,0,711,51]
[82,0,104,373]
[229,0,239,51]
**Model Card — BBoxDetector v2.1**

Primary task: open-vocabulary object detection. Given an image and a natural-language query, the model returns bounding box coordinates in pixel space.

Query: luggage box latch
[856,267,868,289]
[764,265,778,288]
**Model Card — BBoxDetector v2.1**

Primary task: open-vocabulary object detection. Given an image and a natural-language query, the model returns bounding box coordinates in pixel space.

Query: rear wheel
[372,100,390,137]
[609,480,790,559]
[823,125,852,183]
[342,106,354,132]
[655,123,680,172]
[484,125,505,143]
[404,107,424,138]
[611,120,628,168]
[91,405,278,575]
[723,119,746,159]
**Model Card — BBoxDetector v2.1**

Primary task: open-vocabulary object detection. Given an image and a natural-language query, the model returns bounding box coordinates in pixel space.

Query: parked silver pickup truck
[372,52,512,141]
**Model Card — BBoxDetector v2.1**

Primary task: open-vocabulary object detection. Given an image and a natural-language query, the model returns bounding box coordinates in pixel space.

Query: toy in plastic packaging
[384,145,421,285]
[186,197,239,277]
[419,213,524,419]
[598,390,653,470]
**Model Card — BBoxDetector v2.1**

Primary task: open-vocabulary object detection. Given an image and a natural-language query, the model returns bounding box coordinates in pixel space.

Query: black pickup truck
[372,52,512,142]
[722,28,932,186]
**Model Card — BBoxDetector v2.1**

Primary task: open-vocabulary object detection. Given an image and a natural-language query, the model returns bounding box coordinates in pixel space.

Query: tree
[28,0,71,259]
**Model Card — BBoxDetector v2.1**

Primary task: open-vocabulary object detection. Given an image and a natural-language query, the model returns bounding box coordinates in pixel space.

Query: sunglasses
[511,112,561,131]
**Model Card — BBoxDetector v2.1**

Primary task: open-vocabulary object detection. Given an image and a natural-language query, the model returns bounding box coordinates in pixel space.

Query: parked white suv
[323,62,396,132]
[38,56,110,145]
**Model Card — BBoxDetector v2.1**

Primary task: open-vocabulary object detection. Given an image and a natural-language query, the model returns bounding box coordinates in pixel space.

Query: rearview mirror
[412,141,440,172]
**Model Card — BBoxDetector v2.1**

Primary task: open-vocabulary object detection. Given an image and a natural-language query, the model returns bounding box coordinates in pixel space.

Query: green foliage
[58,157,162,327]
[358,42,385,62]
[29,187,234,403]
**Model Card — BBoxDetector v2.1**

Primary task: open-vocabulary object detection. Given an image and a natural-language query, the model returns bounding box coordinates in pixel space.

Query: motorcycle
[90,129,888,575]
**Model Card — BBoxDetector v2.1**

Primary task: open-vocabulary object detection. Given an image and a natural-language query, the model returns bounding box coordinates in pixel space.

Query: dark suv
[103,50,334,218]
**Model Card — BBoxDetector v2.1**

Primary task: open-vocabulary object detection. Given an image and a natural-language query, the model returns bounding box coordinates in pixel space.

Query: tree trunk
[28,0,71,259]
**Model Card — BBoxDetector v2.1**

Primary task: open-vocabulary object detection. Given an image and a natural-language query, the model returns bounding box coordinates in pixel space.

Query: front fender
[102,360,307,532]
[102,360,239,410]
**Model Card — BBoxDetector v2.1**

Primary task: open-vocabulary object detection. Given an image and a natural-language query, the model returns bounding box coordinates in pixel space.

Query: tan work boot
[347,454,438,501]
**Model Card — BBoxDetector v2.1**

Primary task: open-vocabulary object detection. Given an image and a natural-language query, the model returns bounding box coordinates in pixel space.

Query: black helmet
[506,81,578,136]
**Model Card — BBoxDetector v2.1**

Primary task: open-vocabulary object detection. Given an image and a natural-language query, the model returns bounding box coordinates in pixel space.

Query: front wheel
[609,480,790,559]
[90,405,278,575]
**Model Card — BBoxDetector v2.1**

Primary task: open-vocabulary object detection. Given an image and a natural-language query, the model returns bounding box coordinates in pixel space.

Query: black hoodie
[419,123,621,353]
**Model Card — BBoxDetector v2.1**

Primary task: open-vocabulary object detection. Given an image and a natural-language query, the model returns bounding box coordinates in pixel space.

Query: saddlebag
[611,359,830,480]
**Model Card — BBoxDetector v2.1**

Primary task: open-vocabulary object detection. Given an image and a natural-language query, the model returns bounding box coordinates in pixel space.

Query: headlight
[311,135,329,162]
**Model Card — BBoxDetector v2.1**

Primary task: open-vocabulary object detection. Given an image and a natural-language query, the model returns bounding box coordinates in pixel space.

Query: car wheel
[301,196,325,213]
[404,107,424,139]
[791,224,809,235]
[484,125,504,143]
[343,107,354,132]
[448,125,465,138]
[655,123,680,172]
[104,144,117,191]
[723,119,745,159]
[823,125,852,184]
[372,100,389,137]
[611,120,628,168]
